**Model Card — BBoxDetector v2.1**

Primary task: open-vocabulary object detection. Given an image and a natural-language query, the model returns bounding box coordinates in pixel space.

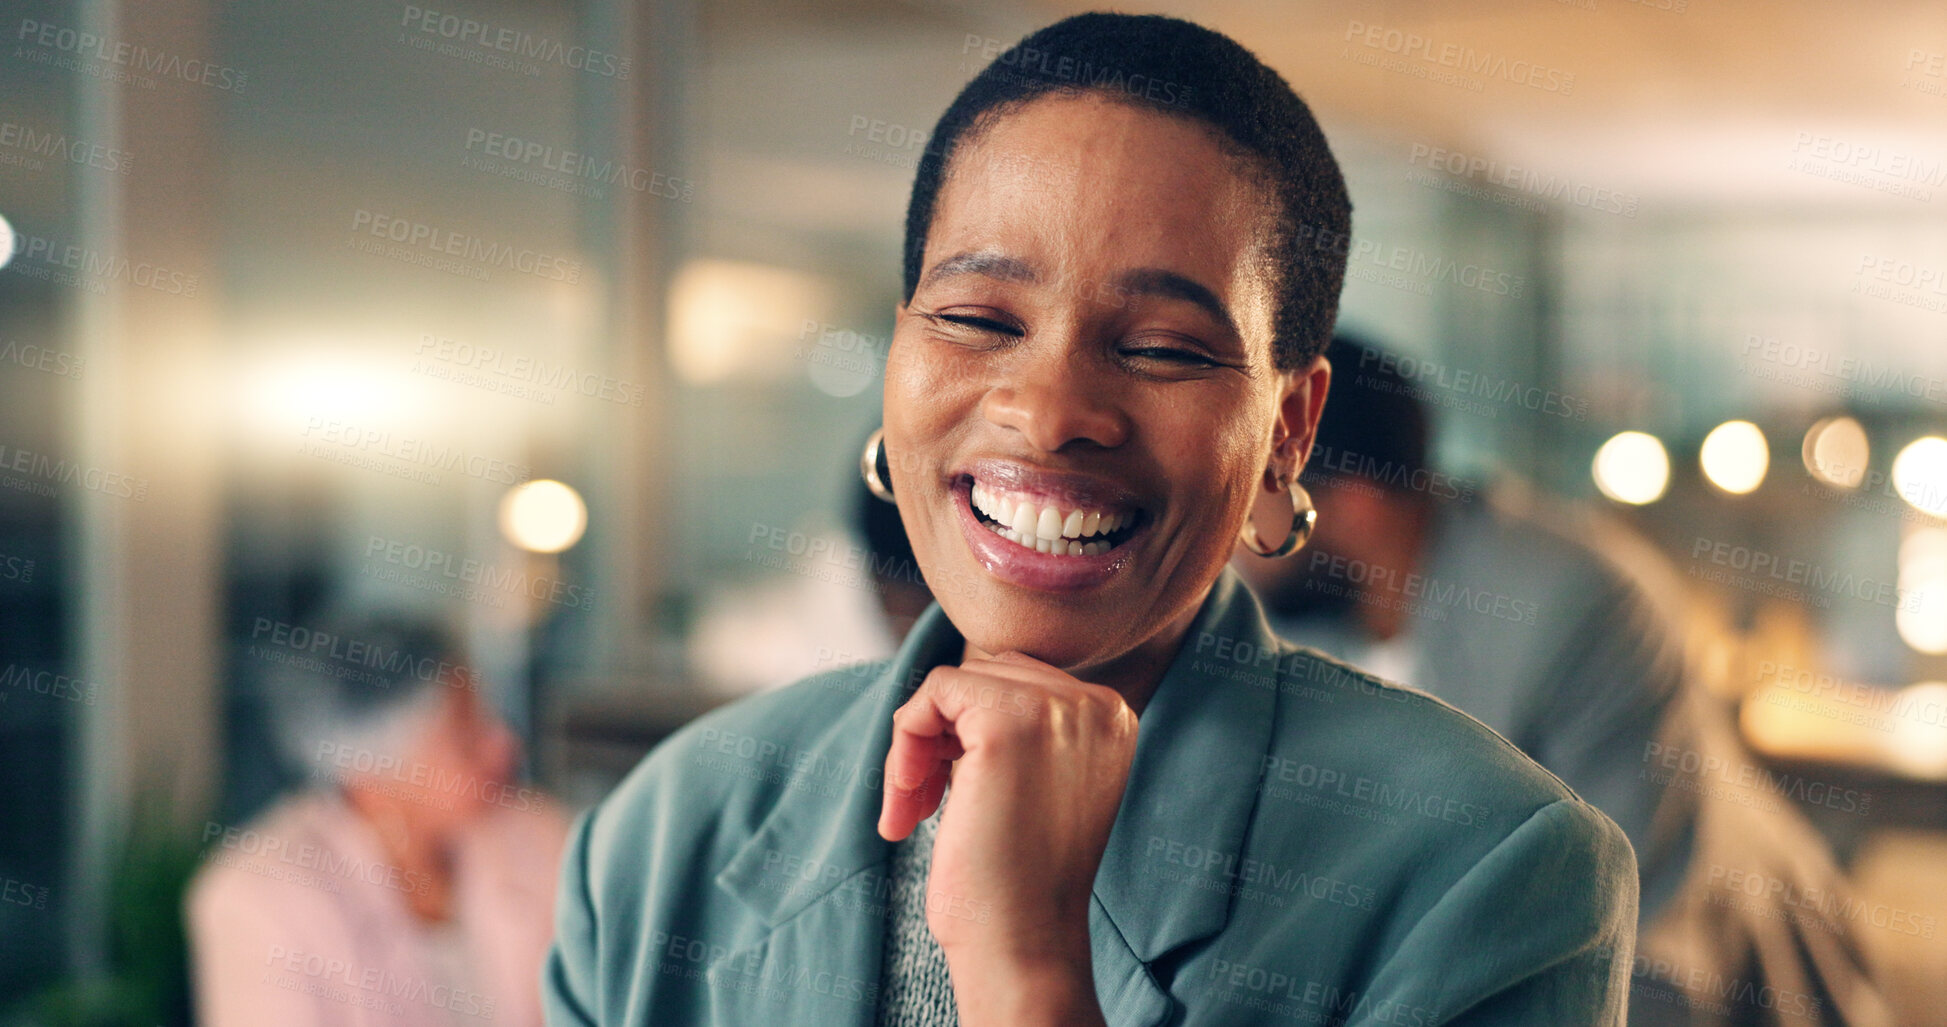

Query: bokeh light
[1592,431,1670,505]
[1700,420,1769,495]
[1802,416,1869,490]
[1892,436,1947,519]
[1897,526,1947,654]
[498,479,588,554]
[1888,681,1947,778]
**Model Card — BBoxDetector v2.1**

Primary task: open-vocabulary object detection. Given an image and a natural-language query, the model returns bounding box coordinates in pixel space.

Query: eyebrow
[920,251,1239,337]
[1113,268,1237,338]
[919,250,1039,289]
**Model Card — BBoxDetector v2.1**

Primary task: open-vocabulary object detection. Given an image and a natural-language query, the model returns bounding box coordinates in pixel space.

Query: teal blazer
[544,566,1638,1026]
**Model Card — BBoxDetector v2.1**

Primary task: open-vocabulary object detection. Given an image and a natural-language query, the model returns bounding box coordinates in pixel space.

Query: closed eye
[919,311,1024,337]
[1124,346,1219,367]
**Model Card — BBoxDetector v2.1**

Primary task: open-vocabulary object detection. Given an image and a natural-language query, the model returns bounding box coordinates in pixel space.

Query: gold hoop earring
[1238,475,1316,558]
[861,427,896,504]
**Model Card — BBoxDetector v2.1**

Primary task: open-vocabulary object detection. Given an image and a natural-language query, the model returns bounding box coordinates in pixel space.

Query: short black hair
[901,12,1352,370]
[1303,334,1431,492]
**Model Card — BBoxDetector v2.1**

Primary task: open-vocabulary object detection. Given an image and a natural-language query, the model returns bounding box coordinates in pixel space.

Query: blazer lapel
[1089,566,1282,1023]
[707,601,965,1027]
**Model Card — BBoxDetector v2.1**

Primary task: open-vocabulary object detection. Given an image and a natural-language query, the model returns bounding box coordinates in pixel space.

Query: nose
[978,344,1131,453]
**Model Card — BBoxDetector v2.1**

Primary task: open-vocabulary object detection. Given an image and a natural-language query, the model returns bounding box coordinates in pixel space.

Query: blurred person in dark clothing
[185,611,567,1026]
[1236,334,1896,1026]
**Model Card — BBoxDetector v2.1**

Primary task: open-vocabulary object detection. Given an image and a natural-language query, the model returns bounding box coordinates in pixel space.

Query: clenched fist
[878,650,1139,1026]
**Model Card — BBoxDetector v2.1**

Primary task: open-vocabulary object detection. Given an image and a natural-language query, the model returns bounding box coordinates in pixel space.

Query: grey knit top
[874,795,960,1027]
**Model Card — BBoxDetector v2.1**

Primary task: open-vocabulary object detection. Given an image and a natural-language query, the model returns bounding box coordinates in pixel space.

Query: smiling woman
[544,13,1638,1027]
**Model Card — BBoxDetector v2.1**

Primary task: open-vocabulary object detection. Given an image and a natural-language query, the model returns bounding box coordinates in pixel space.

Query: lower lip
[951,479,1143,593]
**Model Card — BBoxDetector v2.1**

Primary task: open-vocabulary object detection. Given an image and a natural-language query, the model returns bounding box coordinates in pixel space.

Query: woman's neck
[343,783,457,924]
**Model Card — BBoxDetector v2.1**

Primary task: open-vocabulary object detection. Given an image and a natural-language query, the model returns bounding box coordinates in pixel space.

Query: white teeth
[975,514,1117,558]
[1010,501,1037,537]
[969,478,1140,555]
[1036,506,1063,541]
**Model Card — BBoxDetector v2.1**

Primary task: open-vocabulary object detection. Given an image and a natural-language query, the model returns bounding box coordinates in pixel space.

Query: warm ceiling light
[1802,416,1869,490]
[1592,431,1670,505]
[1892,436,1947,519]
[499,479,588,553]
[1897,526,1947,655]
[1700,420,1769,495]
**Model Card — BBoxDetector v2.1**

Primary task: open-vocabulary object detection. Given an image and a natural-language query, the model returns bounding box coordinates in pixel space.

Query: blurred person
[1237,335,1895,1026]
[186,611,568,1026]
[547,14,1638,1027]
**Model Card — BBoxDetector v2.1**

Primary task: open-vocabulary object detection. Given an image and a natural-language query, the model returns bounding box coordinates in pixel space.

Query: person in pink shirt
[185,613,567,1026]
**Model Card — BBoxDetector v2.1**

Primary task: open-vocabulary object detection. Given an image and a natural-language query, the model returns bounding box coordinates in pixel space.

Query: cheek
[882,337,976,479]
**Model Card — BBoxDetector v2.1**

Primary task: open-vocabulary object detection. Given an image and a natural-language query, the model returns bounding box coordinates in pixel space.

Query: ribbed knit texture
[874,797,960,1027]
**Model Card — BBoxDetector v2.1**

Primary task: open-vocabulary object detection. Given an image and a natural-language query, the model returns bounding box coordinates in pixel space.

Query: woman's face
[884,92,1327,672]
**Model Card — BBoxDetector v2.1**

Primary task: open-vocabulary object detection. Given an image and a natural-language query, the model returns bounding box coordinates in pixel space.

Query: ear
[1270,351,1331,484]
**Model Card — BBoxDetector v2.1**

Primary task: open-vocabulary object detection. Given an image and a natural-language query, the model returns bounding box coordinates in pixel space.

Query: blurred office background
[2,0,1945,1023]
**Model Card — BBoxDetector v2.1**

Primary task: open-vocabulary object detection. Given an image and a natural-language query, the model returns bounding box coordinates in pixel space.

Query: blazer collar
[712,566,1279,1011]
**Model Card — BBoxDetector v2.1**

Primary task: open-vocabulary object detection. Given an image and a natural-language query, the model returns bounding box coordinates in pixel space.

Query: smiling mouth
[967,479,1145,557]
